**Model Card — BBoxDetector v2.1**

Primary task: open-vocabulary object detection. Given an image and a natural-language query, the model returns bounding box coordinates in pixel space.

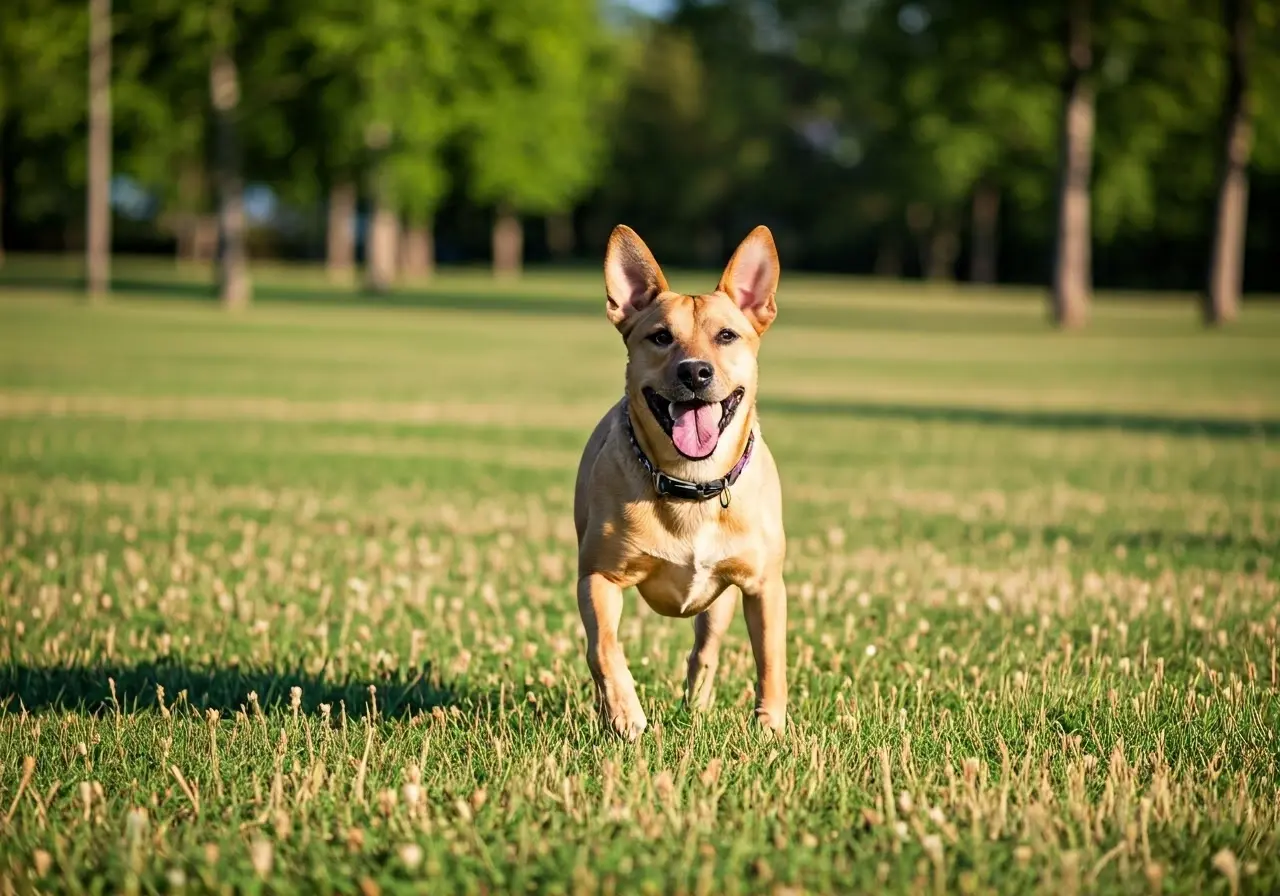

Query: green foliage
[1089,0,1221,240]
[465,0,624,215]
[772,0,1059,225]
[0,0,87,220]
[0,0,86,141]
[597,6,796,261]
[1246,0,1280,168]
[111,0,281,211]
[594,0,1280,278]
[300,0,478,220]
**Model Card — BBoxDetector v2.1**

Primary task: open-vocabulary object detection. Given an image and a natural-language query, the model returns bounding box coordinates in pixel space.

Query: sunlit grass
[1,276,1278,892]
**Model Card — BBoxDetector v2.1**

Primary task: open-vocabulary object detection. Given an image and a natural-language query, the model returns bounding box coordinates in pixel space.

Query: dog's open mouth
[643,386,745,460]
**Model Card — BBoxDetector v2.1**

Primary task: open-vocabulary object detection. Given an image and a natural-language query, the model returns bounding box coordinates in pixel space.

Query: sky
[619,0,676,18]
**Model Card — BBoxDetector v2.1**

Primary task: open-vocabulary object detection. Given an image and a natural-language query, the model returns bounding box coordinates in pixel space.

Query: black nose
[677,359,715,391]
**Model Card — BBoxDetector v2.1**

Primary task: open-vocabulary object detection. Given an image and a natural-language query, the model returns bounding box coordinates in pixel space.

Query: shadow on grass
[760,396,1280,439]
[0,659,486,718]
[957,521,1276,558]
[1103,528,1276,555]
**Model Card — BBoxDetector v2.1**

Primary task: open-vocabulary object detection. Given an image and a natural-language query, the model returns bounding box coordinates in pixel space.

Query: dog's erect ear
[718,226,779,335]
[605,225,669,331]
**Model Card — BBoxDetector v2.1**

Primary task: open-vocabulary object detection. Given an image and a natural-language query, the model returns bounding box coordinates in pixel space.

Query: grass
[1,262,1279,893]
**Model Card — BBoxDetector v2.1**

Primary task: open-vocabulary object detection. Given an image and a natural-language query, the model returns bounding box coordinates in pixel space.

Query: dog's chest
[635,522,741,618]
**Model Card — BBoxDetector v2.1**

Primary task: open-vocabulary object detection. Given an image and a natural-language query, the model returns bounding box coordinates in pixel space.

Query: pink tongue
[671,402,723,458]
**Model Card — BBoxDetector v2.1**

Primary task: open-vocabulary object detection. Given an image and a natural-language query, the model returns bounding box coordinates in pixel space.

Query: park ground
[0,259,1278,893]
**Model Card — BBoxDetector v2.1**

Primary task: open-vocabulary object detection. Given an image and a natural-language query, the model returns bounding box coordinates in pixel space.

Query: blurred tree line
[0,0,1277,323]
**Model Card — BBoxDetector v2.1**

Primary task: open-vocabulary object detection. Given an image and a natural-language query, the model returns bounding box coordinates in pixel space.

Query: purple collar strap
[623,406,754,508]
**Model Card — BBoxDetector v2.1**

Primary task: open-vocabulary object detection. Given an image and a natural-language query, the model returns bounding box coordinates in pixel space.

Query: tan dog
[574,224,788,740]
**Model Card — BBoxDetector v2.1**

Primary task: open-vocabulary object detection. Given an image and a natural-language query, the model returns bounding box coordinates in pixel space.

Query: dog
[573,224,788,740]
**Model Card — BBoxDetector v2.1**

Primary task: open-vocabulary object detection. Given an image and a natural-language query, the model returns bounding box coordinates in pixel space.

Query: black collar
[622,405,754,507]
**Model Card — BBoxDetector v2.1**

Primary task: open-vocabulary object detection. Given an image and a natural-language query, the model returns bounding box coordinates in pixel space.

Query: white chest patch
[637,523,737,618]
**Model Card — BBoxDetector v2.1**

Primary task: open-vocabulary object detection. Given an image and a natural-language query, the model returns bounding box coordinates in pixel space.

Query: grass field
[1,262,1279,893]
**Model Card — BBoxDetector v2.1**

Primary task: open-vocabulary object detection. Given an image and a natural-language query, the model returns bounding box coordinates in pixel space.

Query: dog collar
[622,404,754,507]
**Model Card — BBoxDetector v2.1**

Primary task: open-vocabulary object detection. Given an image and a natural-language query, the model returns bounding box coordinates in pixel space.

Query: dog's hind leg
[578,573,648,741]
[685,589,737,711]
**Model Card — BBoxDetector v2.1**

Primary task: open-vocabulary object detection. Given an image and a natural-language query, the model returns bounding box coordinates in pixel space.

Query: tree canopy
[2,0,1279,297]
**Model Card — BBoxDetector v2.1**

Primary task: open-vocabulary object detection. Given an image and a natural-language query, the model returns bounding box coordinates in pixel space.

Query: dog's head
[604,225,779,466]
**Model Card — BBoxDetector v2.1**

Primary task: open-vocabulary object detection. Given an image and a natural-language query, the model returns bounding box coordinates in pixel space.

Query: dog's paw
[606,706,648,741]
[684,680,717,712]
[595,679,647,741]
[685,691,715,713]
[754,707,786,735]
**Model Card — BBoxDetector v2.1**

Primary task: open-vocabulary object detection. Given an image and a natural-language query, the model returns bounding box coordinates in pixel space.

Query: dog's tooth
[668,402,677,421]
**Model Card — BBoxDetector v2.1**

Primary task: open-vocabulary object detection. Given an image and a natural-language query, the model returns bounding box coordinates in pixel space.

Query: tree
[210,31,250,309]
[109,0,269,302]
[467,0,620,278]
[274,2,366,282]
[112,0,217,263]
[86,0,112,298]
[969,181,1000,283]
[1052,0,1094,328]
[301,0,475,292]
[325,181,356,283]
[765,0,1059,283]
[891,6,1059,284]
[364,123,397,293]
[181,0,260,309]
[589,20,754,267]
[0,0,88,265]
[1205,0,1253,324]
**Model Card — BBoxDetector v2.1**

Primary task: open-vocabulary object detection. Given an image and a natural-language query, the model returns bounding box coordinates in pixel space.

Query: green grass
[1,266,1279,893]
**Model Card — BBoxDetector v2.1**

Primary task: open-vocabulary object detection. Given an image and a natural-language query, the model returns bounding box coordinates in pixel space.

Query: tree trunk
[1205,0,1252,326]
[0,154,5,269]
[399,223,434,281]
[211,49,250,309]
[326,181,356,284]
[905,202,933,278]
[873,232,903,278]
[174,217,194,261]
[546,212,574,261]
[194,215,218,261]
[492,202,523,279]
[969,181,1000,284]
[926,215,959,282]
[170,164,205,262]
[86,0,112,299]
[366,200,399,293]
[1051,0,1094,329]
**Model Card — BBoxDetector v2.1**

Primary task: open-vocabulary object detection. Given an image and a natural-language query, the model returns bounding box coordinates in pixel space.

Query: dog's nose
[677,359,715,391]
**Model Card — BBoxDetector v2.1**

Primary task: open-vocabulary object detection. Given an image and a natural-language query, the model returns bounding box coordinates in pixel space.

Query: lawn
[1,264,1279,893]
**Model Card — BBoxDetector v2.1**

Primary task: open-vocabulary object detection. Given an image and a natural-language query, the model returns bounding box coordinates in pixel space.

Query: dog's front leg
[743,571,788,733]
[686,589,737,711]
[577,573,648,740]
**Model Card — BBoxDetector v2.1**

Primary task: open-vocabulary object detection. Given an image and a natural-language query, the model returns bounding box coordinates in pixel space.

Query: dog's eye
[716,328,739,344]
[648,329,673,347]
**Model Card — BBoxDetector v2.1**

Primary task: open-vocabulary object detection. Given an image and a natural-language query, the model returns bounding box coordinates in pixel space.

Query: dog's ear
[605,225,669,331]
[718,226,779,335]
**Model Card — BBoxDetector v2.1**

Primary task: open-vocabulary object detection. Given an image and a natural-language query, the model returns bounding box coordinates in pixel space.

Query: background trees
[1,0,1278,321]
[1206,0,1256,324]
[464,0,623,278]
[300,0,480,290]
[87,0,111,298]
